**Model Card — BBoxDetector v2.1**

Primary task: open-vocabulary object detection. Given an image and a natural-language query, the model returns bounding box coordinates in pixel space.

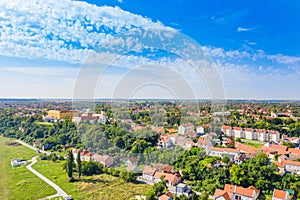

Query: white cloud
[0,0,173,63]
[237,27,253,32]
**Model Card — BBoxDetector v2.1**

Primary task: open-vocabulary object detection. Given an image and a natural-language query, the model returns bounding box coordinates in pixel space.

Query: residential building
[126,157,138,165]
[197,137,213,150]
[178,123,194,135]
[244,128,256,140]
[176,135,195,150]
[221,125,232,137]
[256,129,269,142]
[273,156,300,174]
[158,134,174,148]
[158,192,173,200]
[235,142,258,156]
[92,154,114,167]
[142,166,156,182]
[207,147,240,160]
[126,164,141,173]
[214,184,260,200]
[153,171,182,186]
[232,127,244,138]
[288,148,300,161]
[272,189,289,200]
[268,130,280,143]
[197,124,211,134]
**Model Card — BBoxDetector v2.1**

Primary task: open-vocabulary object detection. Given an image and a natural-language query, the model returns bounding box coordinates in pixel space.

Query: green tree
[77,151,82,179]
[222,156,231,165]
[145,190,156,200]
[66,150,75,181]
[199,192,209,200]
[81,161,103,176]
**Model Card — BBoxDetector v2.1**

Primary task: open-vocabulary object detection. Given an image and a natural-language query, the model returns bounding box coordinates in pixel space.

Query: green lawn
[0,136,56,200]
[33,159,152,199]
[241,139,263,148]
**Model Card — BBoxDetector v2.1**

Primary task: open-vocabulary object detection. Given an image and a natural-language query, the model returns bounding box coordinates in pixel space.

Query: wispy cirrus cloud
[237,27,253,32]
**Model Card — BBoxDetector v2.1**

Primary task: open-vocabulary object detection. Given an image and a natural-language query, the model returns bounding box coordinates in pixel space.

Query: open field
[0,136,56,200]
[33,159,152,199]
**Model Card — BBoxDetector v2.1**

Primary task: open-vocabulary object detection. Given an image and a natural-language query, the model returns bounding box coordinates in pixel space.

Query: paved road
[16,140,50,155]
[27,156,69,199]
[16,140,69,199]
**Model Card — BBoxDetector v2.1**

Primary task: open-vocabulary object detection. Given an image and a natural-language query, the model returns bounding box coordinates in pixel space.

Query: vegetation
[33,159,152,199]
[173,147,300,197]
[0,137,56,199]
[66,150,75,181]
[76,151,82,179]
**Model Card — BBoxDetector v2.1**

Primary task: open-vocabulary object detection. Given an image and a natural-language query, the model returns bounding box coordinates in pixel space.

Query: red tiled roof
[288,148,300,154]
[154,171,181,185]
[142,166,156,176]
[235,142,258,154]
[221,125,231,129]
[284,160,300,167]
[224,184,259,198]
[158,194,171,200]
[273,189,288,199]
[233,127,242,131]
[209,147,240,153]
[214,189,232,200]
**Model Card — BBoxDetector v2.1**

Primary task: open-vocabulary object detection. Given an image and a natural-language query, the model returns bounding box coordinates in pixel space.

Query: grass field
[33,159,152,199]
[241,139,263,148]
[0,136,56,200]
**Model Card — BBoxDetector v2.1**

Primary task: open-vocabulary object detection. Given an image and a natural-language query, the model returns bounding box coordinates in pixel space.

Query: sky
[0,0,300,100]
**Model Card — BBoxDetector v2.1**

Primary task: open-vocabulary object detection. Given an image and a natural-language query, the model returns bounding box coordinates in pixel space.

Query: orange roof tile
[288,148,300,154]
[273,189,288,199]
[224,184,259,198]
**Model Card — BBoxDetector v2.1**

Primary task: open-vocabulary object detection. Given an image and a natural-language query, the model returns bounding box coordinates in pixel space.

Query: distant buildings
[221,126,280,143]
[142,165,182,187]
[71,149,114,167]
[48,110,79,119]
[72,111,107,125]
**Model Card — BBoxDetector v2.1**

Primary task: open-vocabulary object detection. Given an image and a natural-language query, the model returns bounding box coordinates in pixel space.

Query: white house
[142,166,156,182]
[178,123,194,135]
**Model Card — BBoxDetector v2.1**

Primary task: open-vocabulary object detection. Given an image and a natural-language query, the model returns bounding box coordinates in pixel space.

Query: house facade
[178,123,194,135]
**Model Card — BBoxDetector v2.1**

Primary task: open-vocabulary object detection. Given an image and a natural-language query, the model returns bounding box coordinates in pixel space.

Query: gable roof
[273,189,288,199]
[142,166,156,176]
[288,148,300,155]
[224,184,259,198]
[209,147,240,153]
[214,189,232,200]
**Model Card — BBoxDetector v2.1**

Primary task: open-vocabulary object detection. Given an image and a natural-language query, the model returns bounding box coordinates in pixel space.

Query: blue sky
[0,0,300,99]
